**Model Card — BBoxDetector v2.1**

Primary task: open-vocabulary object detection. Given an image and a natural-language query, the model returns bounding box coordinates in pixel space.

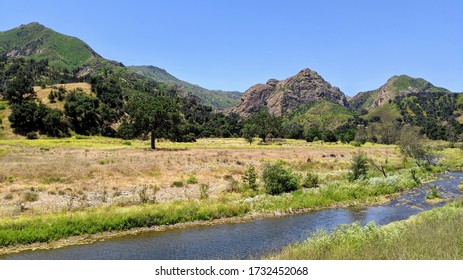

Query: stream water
[2,173,462,260]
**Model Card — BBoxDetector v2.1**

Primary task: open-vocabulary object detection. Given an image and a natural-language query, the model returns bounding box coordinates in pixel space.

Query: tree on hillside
[122,91,182,149]
[64,90,100,135]
[3,67,36,103]
[244,108,281,142]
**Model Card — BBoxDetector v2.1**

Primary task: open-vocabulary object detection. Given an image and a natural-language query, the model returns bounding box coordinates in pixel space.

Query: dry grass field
[34,82,94,110]
[0,137,400,218]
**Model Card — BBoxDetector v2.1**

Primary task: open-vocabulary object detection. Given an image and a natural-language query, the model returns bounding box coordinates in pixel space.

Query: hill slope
[128,65,242,109]
[0,22,102,70]
[229,68,348,117]
[350,75,451,111]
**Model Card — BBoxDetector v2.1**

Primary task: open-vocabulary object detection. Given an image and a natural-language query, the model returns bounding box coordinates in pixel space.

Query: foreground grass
[0,199,250,247]
[267,200,463,259]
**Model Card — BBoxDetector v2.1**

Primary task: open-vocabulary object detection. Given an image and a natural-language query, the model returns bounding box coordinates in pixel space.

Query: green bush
[171,180,185,188]
[302,172,320,188]
[186,175,198,184]
[348,152,369,181]
[262,161,300,195]
[242,165,258,190]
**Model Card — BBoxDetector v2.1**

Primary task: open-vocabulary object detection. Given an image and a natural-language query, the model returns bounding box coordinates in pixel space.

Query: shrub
[3,193,13,200]
[348,152,368,181]
[302,172,320,188]
[200,184,210,199]
[138,185,149,204]
[262,161,300,195]
[171,180,184,188]
[26,131,38,139]
[426,185,441,200]
[242,165,258,190]
[22,191,39,202]
[225,175,241,193]
[186,175,199,184]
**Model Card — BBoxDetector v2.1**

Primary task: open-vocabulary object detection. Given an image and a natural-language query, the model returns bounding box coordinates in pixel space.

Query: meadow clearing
[0,137,398,217]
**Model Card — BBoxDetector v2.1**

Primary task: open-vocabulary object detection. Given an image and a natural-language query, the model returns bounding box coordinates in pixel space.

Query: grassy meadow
[0,136,461,250]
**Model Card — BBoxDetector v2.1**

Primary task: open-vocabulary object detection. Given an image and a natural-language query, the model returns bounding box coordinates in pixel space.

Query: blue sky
[1,0,462,96]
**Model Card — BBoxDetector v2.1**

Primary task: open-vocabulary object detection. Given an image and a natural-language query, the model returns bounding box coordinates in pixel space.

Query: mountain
[0,23,240,109]
[349,75,451,111]
[229,68,348,117]
[0,22,103,70]
[128,65,242,109]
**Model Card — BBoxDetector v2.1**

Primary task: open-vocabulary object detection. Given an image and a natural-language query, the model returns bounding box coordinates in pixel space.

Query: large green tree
[123,91,182,149]
[244,108,281,142]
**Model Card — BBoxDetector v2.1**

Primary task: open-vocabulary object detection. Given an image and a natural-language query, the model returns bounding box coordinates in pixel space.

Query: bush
[22,191,39,202]
[171,180,185,188]
[186,175,198,184]
[200,183,210,199]
[426,185,441,200]
[348,152,368,181]
[242,165,258,190]
[224,175,241,193]
[262,161,300,195]
[26,131,38,139]
[302,172,320,188]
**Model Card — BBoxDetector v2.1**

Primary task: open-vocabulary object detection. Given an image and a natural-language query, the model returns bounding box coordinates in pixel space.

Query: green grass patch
[267,201,463,259]
[0,199,250,247]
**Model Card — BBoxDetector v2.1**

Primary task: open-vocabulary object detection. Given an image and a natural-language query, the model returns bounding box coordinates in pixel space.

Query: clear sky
[1,0,462,96]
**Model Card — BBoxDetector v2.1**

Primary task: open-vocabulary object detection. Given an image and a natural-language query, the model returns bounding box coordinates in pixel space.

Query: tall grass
[0,199,250,247]
[267,201,463,259]
[253,173,419,212]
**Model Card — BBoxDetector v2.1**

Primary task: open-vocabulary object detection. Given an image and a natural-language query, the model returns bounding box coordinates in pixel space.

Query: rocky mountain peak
[229,68,348,117]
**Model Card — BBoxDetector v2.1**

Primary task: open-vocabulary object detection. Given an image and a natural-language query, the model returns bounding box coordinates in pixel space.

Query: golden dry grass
[0,138,401,217]
[34,82,93,110]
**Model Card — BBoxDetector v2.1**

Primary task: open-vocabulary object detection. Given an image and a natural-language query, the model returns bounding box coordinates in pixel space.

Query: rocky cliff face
[349,75,451,111]
[229,68,348,117]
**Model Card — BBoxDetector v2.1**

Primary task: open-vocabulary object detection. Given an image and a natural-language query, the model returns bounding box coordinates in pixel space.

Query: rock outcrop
[229,68,348,117]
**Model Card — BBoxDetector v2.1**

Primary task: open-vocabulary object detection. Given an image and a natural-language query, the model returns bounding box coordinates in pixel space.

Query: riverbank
[267,199,463,259]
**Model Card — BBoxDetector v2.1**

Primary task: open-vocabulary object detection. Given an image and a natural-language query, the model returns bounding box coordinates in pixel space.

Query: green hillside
[0,22,101,70]
[350,75,451,111]
[128,65,242,109]
[288,99,354,130]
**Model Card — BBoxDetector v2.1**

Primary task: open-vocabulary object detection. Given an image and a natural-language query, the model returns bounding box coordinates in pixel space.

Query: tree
[64,90,100,135]
[4,67,36,103]
[8,101,40,133]
[242,123,257,145]
[245,108,281,142]
[397,126,431,166]
[123,91,182,149]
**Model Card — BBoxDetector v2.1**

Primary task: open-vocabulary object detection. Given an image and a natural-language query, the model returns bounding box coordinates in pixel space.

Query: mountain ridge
[128,65,242,109]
